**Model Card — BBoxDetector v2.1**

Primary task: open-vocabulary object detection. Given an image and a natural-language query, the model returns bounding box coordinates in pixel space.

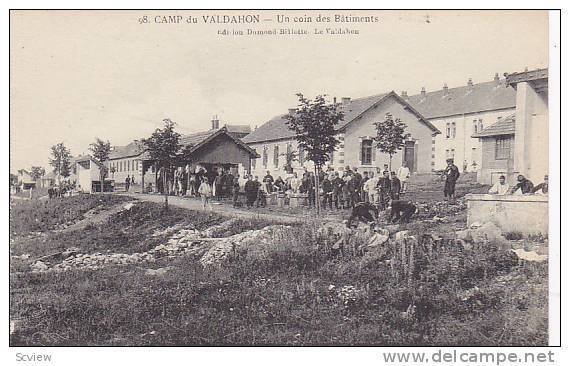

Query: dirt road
[120,192,317,224]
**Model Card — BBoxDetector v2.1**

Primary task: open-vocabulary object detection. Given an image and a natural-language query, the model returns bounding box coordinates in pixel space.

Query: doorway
[404,141,416,172]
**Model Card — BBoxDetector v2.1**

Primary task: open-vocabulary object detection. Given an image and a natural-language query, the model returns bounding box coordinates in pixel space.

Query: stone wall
[465,193,548,235]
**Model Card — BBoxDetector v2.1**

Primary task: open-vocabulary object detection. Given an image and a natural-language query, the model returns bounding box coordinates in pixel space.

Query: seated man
[488,175,510,195]
[387,200,417,223]
[346,201,379,228]
[532,175,548,195]
[511,174,534,195]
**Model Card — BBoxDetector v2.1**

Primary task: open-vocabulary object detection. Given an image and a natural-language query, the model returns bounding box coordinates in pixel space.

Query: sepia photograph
[7,9,558,352]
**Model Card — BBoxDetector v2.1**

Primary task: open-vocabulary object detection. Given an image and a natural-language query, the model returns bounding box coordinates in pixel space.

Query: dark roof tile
[472,113,516,138]
[406,80,516,119]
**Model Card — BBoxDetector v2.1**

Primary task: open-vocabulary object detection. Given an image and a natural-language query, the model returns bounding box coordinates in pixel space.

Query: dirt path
[120,193,325,224]
[57,202,132,233]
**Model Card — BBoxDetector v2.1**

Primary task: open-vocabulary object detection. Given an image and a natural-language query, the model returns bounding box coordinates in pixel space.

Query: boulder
[367,233,389,247]
[30,261,48,271]
[470,222,503,243]
[455,229,472,242]
[511,249,548,262]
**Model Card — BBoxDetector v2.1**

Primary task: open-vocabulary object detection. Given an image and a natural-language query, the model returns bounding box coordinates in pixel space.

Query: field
[9,175,548,346]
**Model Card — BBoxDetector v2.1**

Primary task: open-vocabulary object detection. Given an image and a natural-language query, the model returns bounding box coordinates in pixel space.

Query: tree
[373,113,410,170]
[30,166,46,181]
[142,119,182,208]
[49,142,72,183]
[285,94,343,214]
[89,138,112,191]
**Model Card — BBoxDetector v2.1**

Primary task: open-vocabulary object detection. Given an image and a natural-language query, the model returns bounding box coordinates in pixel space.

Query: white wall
[431,108,516,171]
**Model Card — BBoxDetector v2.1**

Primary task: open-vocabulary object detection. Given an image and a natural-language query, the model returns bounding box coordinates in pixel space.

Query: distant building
[406,74,517,172]
[107,121,257,192]
[73,155,105,192]
[17,169,36,190]
[243,91,440,178]
[473,68,548,184]
[39,171,57,188]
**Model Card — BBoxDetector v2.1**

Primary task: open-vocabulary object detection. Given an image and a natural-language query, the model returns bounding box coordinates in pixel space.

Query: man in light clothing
[397,161,410,193]
[488,175,510,195]
[364,171,378,205]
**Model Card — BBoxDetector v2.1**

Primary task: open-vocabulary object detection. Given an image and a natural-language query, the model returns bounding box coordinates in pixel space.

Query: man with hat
[444,158,460,202]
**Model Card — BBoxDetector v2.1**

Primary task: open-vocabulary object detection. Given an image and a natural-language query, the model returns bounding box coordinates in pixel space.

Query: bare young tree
[373,112,410,170]
[29,166,46,182]
[142,119,182,209]
[49,142,72,183]
[285,94,343,214]
[89,138,112,192]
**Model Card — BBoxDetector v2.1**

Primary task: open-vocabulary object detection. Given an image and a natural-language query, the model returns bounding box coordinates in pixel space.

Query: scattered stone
[368,232,389,247]
[455,229,472,242]
[470,222,503,243]
[511,249,548,262]
[395,231,410,241]
[145,267,172,276]
[30,261,48,271]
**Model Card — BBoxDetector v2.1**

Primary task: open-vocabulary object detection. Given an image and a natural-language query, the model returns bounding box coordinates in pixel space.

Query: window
[361,140,373,165]
[451,122,456,138]
[446,123,451,138]
[262,147,268,168]
[473,120,478,134]
[495,137,511,159]
[273,145,279,167]
[478,119,483,132]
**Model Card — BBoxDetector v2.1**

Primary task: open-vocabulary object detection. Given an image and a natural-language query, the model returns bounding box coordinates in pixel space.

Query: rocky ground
[9,175,549,346]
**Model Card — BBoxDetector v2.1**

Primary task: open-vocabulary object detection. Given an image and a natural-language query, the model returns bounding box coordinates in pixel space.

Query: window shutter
[372,145,376,163]
[358,140,363,165]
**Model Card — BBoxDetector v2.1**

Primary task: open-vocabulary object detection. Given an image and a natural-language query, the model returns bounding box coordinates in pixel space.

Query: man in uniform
[444,158,460,202]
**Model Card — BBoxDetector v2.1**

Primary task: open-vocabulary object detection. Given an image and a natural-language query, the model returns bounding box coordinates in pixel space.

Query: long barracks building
[243,73,517,178]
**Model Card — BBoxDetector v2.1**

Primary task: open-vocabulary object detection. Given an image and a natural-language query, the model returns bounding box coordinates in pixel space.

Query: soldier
[444,158,460,202]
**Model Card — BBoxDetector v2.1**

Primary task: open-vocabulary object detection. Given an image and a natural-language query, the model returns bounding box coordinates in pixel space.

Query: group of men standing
[320,162,411,211]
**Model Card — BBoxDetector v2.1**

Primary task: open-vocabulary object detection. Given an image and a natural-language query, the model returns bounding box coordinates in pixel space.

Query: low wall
[465,194,548,235]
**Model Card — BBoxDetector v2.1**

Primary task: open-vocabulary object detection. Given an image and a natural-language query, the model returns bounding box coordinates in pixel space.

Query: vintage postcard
[7,8,559,358]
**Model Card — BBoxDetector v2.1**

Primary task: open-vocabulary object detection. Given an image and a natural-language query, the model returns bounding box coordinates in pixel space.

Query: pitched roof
[406,80,516,119]
[472,113,516,138]
[42,171,57,180]
[224,124,251,135]
[242,91,439,144]
[73,155,105,168]
[182,127,259,158]
[108,140,146,160]
[109,127,258,160]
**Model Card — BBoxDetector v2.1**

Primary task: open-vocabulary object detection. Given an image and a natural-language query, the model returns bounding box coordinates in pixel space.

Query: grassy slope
[9,193,548,346]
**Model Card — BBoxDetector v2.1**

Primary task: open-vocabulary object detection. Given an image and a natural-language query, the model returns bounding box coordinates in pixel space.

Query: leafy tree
[89,138,112,190]
[30,166,46,181]
[373,113,410,170]
[285,94,343,214]
[49,142,72,182]
[142,119,182,208]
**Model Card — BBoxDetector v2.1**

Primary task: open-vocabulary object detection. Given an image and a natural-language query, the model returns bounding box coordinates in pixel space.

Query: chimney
[494,72,500,84]
[211,115,220,130]
[443,83,449,95]
[401,91,408,99]
[420,87,426,98]
[288,108,296,115]
[341,97,351,104]
[467,78,473,87]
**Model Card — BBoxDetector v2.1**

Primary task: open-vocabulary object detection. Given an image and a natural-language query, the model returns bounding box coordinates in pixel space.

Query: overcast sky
[10,10,548,171]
